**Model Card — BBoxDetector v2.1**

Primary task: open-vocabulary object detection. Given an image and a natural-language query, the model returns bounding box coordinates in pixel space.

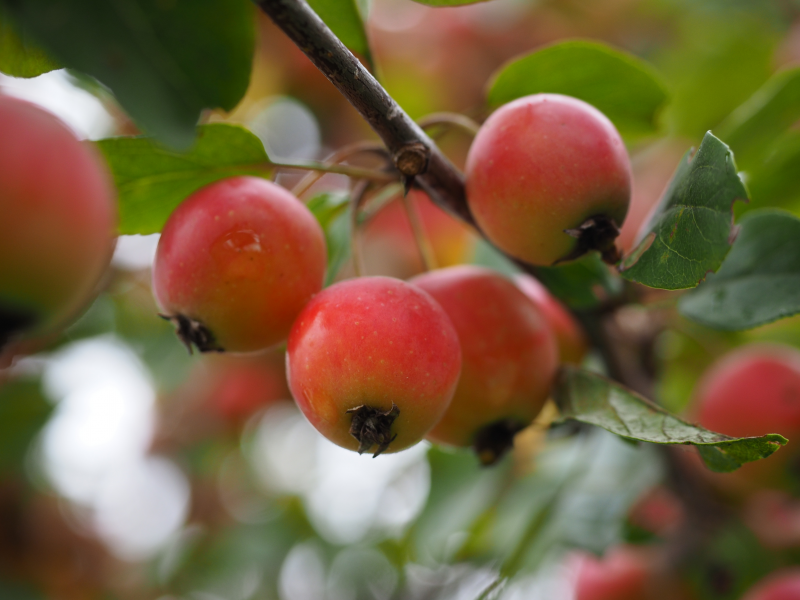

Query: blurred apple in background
[742,568,800,600]
[515,274,589,365]
[627,486,685,537]
[362,189,476,279]
[154,350,291,452]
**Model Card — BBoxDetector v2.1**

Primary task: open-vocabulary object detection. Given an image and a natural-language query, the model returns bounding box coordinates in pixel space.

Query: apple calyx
[0,307,37,351]
[473,419,526,466]
[347,403,400,457]
[160,313,224,354]
[562,214,622,265]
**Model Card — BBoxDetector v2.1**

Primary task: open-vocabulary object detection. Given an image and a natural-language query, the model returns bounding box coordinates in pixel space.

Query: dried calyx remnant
[160,313,223,354]
[347,403,400,457]
[473,419,526,466]
[0,307,36,351]
[562,215,622,265]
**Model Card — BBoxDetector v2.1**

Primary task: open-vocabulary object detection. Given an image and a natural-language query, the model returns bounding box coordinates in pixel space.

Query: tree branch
[254,0,474,226]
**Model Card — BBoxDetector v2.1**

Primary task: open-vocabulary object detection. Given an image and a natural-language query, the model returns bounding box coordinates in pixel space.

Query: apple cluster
[1,92,629,462]
[149,93,621,461]
[150,174,586,461]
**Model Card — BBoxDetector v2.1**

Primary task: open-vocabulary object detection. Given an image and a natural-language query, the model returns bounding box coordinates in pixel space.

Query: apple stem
[346,403,400,457]
[349,180,374,277]
[418,112,481,138]
[271,158,397,186]
[159,313,224,354]
[290,142,392,199]
[401,191,439,272]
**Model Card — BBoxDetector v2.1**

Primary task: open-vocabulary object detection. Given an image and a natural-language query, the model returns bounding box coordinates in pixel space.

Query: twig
[254,0,474,227]
[290,141,391,198]
[418,112,481,138]
[269,158,397,185]
[349,180,372,277]
[401,192,438,272]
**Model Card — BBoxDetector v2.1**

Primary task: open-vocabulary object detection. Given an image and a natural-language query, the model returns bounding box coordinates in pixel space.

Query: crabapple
[0,95,117,348]
[286,276,461,456]
[743,491,800,549]
[152,176,327,353]
[742,569,800,600]
[515,273,588,364]
[573,546,651,600]
[202,351,290,423]
[691,344,800,493]
[465,94,631,266]
[152,350,290,452]
[410,266,558,464]
[627,486,684,537]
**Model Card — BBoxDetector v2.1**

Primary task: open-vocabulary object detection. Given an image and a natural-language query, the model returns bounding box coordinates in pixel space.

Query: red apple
[0,94,117,347]
[515,273,588,364]
[411,266,558,463]
[742,569,800,600]
[465,93,631,266]
[286,276,462,455]
[152,176,327,353]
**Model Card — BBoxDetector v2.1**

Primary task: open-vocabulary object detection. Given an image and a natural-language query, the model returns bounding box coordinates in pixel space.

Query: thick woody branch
[254,0,474,226]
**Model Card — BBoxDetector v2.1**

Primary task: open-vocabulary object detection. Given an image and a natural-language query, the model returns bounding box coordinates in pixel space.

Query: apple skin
[627,486,684,537]
[0,95,117,343]
[573,546,651,600]
[695,345,800,437]
[744,491,800,549]
[515,273,588,365]
[410,266,558,448]
[691,344,800,494]
[152,176,327,353]
[465,93,631,266]
[286,276,462,454]
[742,569,800,600]
[204,352,291,423]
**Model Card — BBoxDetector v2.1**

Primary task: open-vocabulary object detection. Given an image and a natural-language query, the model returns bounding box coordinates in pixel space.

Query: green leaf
[0,377,53,476]
[655,15,776,141]
[619,132,747,290]
[742,132,800,213]
[553,366,786,473]
[679,210,800,330]
[717,67,800,170]
[97,124,271,235]
[306,192,352,286]
[307,191,349,230]
[486,40,669,136]
[471,241,621,309]
[1,0,255,149]
[0,7,59,77]
[306,0,371,60]
[534,253,623,310]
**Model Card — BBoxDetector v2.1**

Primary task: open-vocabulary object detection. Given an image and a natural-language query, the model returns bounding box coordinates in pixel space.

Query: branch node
[393,142,429,177]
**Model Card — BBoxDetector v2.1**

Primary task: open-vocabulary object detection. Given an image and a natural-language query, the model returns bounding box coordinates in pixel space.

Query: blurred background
[2,0,800,598]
